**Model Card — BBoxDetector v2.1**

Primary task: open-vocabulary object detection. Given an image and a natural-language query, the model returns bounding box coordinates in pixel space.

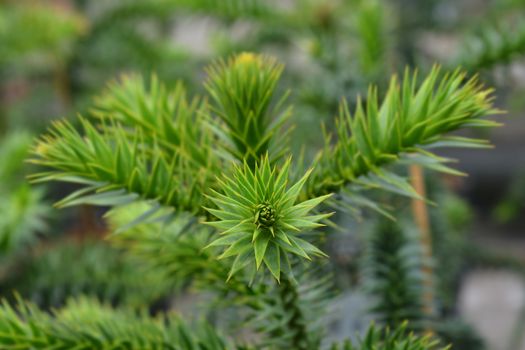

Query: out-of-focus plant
[362,218,427,330]
[0,132,49,256]
[0,296,230,349]
[455,15,525,71]
[329,322,447,350]
[0,239,172,309]
[0,2,86,72]
[493,169,525,224]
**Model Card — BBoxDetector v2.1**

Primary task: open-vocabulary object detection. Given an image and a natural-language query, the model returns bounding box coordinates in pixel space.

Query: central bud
[255,203,276,228]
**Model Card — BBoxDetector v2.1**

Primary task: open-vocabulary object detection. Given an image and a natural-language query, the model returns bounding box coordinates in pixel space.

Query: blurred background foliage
[1,0,525,349]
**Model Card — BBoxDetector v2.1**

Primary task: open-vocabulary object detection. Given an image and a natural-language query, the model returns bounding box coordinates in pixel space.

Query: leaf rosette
[205,157,332,281]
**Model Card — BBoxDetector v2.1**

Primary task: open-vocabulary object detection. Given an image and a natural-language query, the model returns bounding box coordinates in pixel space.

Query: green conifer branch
[330,322,447,350]
[362,219,428,329]
[92,74,218,172]
[205,53,292,166]
[306,66,499,204]
[26,53,503,350]
[0,296,230,349]
[30,117,212,214]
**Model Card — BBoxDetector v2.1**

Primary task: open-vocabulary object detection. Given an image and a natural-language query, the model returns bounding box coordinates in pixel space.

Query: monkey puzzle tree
[0,52,499,349]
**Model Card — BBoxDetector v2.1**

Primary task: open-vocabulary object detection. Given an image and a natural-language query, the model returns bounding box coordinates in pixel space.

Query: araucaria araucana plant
[20,51,499,349]
[205,156,332,281]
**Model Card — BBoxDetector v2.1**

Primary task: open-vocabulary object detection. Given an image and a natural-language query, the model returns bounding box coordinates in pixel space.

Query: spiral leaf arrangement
[205,156,332,281]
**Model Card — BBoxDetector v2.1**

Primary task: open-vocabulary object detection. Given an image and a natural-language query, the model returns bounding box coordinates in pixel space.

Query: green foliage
[0,239,172,308]
[30,74,221,219]
[0,132,49,256]
[493,168,525,224]
[109,203,333,349]
[307,66,498,207]
[32,54,499,222]
[175,0,273,19]
[330,322,447,350]
[0,296,230,349]
[28,52,500,349]
[92,74,218,174]
[92,0,273,22]
[0,185,48,255]
[261,274,314,349]
[457,16,525,70]
[107,202,232,292]
[205,157,332,281]
[362,219,427,328]
[205,53,291,165]
[2,0,521,346]
[107,202,253,296]
[31,117,208,214]
[434,319,485,350]
[0,132,35,185]
[354,0,391,81]
[0,3,85,69]
[252,269,333,350]
[67,0,196,103]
